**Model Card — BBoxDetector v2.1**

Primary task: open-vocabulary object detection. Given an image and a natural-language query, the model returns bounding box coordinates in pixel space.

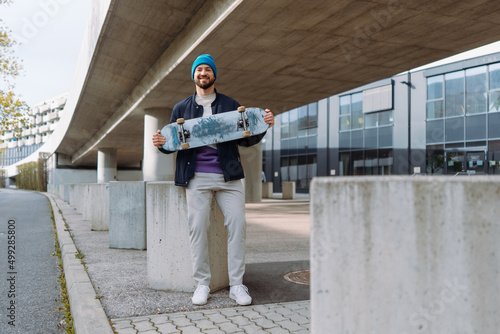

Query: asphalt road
[0,189,64,334]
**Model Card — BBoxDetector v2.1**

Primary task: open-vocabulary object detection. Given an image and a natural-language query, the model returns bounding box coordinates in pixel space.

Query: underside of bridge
[56,0,500,167]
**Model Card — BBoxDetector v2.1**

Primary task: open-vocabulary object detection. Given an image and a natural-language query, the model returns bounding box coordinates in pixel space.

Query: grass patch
[48,198,75,333]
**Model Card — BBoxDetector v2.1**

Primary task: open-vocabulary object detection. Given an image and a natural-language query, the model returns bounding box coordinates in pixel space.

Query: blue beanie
[191,54,217,81]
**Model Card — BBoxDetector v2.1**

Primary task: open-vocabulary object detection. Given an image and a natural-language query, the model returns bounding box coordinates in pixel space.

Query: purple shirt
[195,146,223,173]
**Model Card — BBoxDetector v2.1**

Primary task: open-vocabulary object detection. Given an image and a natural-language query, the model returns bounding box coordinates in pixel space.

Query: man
[152,54,274,306]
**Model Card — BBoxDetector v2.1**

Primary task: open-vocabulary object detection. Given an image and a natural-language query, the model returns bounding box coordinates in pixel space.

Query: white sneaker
[192,285,210,305]
[229,285,252,306]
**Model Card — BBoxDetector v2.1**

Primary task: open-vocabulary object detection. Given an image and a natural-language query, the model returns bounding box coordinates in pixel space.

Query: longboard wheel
[237,106,246,113]
[181,143,190,149]
[243,130,251,138]
[177,118,185,124]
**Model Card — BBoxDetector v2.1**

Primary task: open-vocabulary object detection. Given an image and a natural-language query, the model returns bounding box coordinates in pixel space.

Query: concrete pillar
[262,182,273,198]
[310,176,500,334]
[89,183,109,231]
[143,108,175,181]
[239,142,263,203]
[109,181,146,250]
[282,182,296,199]
[147,182,228,292]
[97,148,117,183]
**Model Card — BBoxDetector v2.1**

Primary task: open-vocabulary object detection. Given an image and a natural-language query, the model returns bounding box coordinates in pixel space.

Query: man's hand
[152,130,166,148]
[264,109,274,127]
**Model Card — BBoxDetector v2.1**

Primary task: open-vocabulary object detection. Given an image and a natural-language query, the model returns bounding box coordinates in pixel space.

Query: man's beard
[195,76,215,90]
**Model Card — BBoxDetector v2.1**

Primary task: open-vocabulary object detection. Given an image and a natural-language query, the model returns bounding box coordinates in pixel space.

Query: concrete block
[89,183,109,231]
[109,181,146,250]
[282,182,295,199]
[68,184,76,206]
[146,182,228,292]
[311,176,500,334]
[63,184,70,203]
[262,182,273,198]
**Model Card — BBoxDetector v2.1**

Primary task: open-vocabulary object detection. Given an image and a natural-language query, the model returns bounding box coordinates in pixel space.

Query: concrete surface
[262,182,273,198]
[45,190,310,333]
[67,183,110,231]
[111,300,310,334]
[8,0,500,174]
[282,182,296,200]
[45,192,113,334]
[0,190,64,333]
[109,181,147,250]
[310,176,500,334]
[146,182,229,293]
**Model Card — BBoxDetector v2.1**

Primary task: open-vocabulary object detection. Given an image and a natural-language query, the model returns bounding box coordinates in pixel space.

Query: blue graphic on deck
[192,116,235,143]
[161,107,269,152]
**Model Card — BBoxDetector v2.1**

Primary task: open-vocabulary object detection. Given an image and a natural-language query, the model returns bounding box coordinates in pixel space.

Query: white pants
[186,172,246,287]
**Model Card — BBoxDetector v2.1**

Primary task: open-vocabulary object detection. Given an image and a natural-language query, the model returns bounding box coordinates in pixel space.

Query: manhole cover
[284,270,310,285]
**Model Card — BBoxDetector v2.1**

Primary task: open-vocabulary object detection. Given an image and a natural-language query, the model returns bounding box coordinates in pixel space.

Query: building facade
[263,52,500,193]
[0,93,67,167]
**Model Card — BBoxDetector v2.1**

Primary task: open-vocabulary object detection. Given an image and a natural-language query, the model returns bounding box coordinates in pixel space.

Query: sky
[1,0,500,109]
[0,0,91,107]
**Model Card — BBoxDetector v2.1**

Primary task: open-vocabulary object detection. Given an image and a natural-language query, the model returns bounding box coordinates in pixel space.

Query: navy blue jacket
[159,91,266,187]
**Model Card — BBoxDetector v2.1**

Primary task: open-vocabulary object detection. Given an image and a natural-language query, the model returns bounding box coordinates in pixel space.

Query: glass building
[262,52,500,193]
[0,93,67,167]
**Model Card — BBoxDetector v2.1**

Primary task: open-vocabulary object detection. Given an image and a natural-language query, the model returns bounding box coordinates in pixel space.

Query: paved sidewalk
[47,191,311,334]
[112,300,310,334]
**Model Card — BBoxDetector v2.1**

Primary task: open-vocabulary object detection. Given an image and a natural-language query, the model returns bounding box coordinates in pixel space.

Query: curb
[45,193,114,334]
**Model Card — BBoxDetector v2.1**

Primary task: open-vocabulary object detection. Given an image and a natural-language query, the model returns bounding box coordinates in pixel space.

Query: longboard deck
[161,107,269,152]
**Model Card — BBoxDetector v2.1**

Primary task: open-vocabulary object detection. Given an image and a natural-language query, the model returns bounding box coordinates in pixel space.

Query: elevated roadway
[10,0,500,171]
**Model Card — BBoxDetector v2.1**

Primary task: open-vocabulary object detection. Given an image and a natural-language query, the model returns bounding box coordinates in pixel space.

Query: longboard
[161,107,269,152]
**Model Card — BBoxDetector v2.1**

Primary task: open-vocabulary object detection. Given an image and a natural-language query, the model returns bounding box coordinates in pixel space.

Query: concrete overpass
[9,0,500,182]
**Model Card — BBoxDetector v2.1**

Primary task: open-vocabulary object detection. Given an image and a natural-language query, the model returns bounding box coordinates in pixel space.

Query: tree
[0,0,30,142]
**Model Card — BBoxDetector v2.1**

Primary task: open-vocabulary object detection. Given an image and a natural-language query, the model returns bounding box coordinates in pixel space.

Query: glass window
[339,116,350,130]
[379,126,393,147]
[365,150,378,175]
[307,155,317,181]
[488,140,500,174]
[446,151,464,174]
[427,75,443,100]
[445,117,464,142]
[289,156,298,181]
[281,157,289,182]
[379,149,393,175]
[427,100,444,119]
[426,119,444,144]
[307,136,317,152]
[280,113,289,139]
[465,66,487,114]
[426,145,444,174]
[281,138,289,156]
[351,93,363,129]
[488,91,500,113]
[339,95,350,115]
[379,110,393,125]
[288,138,298,156]
[308,102,318,129]
[298,106,308,137]
[339,132,350,149]
[289,109,298,138]
[351,129,363,149]
[466,114,486,140]
[445,71,465,117]
[489,63,500,90]
[489,112,500,138]
[352,151,364,175]
[298,155,308,190]
[364,128,377,148]
[339,152,351,176]
[364,113,378,128]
